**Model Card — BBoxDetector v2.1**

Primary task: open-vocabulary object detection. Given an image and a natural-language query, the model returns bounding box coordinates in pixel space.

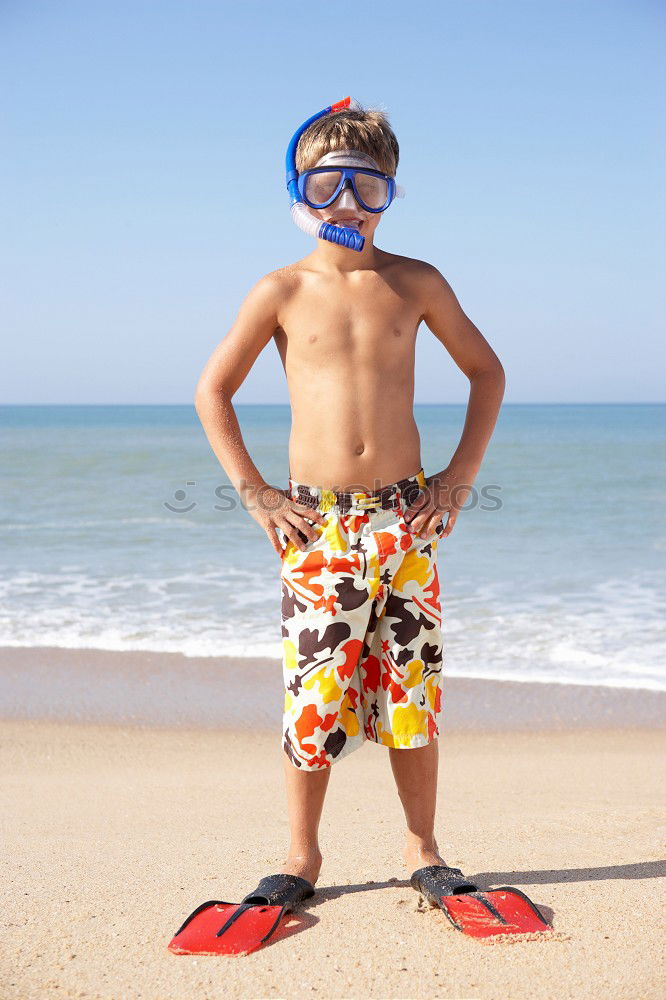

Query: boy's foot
[279,850,322,887]
[403,837,448,874]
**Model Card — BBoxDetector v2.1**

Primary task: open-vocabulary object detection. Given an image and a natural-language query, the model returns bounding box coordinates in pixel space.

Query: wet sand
[1,645,665,731]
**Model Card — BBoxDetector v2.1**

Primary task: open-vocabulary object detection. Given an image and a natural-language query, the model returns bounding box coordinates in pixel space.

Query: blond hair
[295,103,399,176]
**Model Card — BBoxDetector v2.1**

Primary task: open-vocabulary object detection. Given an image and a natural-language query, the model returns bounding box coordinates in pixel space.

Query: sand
[2,715,665,1000]
[2,646,665,731]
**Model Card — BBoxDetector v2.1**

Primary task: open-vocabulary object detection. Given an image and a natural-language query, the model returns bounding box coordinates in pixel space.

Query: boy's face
[304,150,388,242]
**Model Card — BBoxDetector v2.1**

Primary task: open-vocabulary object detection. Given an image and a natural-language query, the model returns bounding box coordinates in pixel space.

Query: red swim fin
[168,873,315,957]
[437,885,551,937]
[168,899,288,956]
[411,865,551,939]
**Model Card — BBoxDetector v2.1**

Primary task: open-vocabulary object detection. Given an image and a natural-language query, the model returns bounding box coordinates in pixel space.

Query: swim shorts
[277,467,445,770]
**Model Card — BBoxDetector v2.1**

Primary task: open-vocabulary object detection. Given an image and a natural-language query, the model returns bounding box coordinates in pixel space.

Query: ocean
[1,403,664,691]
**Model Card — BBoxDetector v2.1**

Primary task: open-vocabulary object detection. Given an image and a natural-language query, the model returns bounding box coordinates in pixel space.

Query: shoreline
[1,645,664,732]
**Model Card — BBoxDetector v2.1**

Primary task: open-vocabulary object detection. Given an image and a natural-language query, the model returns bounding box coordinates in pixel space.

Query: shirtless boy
[188,97,506,947]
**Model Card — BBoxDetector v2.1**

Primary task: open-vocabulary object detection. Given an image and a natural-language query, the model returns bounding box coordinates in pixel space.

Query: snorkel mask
[285,96,405,252]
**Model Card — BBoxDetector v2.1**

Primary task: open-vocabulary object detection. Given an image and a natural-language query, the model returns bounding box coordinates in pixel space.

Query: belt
[286,471,426,515]
[356,495,382,508]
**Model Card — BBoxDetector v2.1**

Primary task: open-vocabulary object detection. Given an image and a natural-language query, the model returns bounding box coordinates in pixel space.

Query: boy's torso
[272,249,433,491]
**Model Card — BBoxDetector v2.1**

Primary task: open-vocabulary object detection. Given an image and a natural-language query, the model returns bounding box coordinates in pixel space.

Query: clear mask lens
[354,173,389,210]
[303,168,390,211]
[304,170,343,206]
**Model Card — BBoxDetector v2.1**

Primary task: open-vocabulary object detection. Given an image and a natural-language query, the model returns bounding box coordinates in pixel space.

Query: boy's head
[295,105,399,177]
[295,103,400,242]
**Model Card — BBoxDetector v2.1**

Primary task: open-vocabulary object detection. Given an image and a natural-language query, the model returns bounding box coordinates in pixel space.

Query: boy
[192,98,505,933]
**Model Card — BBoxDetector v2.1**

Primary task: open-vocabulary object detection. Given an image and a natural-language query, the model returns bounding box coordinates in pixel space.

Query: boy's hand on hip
[403,466,474,540]
[252,485,327,558]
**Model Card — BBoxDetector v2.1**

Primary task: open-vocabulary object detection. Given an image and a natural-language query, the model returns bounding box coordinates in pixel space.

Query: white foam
[0,568,663,690]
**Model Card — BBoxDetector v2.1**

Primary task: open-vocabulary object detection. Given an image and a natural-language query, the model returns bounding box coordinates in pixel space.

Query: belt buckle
[356,494,381,509]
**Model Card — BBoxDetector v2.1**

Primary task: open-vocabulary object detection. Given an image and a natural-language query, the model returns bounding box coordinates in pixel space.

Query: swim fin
[410,864,550,938]
[167,873,316,956]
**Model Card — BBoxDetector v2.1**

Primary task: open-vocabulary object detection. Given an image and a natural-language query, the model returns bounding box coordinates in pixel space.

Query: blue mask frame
[297,165,397,213]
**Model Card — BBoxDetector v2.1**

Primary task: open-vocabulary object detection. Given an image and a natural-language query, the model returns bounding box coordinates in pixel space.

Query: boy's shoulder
[246,255,447,308]
[252,263,303,294]
[239,264,302,315]
[374,253,451,304]
[260,252,444,282]
[376,250,444,280]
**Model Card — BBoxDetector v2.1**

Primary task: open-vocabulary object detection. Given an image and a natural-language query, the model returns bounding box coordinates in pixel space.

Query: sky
[1,0,664,404]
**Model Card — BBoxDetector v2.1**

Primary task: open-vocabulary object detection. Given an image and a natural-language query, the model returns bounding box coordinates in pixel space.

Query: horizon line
[0,401,664,408]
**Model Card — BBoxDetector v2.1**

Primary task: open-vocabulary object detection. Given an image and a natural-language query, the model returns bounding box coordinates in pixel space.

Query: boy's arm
[195,271,327,557]
[405,264,506,538]
[194,274,284,508]
[421,264,505,478]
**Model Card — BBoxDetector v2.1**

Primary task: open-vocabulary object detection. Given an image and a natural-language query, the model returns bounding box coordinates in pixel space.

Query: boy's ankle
[404,833,438,850]
[285,847,322,863]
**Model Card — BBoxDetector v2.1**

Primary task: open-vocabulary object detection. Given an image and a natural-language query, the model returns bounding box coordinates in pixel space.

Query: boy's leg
[388,740,448,871]
[279,505,378,770]
[278,749,331,885]
[366,500,446,872]
[277,488,376,885]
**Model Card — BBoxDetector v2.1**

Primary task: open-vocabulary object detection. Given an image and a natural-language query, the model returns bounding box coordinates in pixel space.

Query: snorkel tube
[286,96,366,252]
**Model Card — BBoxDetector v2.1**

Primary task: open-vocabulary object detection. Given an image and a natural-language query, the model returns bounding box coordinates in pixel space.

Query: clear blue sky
[2,0,664,404]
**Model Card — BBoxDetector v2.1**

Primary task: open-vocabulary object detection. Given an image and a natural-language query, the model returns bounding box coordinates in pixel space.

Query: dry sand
[2,718,664,1000]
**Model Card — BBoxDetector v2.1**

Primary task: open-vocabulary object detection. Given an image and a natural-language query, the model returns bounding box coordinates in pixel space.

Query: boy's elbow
[194,381,236,417]
[490,361,506,397]
[194,383,207,411]
[469,357,505,386]
[194,381,219,412]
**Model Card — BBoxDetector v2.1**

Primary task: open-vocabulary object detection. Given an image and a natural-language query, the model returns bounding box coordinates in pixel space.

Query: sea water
[1,403,664,690]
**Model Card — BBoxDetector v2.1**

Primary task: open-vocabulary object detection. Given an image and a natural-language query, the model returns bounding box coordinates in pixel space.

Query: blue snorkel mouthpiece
[286,96,366,252]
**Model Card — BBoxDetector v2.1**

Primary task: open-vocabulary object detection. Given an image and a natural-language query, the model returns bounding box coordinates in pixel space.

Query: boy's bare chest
[276,277,422,360]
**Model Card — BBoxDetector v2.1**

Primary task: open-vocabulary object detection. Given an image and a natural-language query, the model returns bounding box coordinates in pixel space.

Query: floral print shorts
[277,467,445,770]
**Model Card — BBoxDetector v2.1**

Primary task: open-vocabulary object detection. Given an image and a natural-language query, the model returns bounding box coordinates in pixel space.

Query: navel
[355,441,365,455]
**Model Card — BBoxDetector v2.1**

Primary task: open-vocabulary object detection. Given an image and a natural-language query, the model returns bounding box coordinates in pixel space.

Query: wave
[0,570,663,691]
